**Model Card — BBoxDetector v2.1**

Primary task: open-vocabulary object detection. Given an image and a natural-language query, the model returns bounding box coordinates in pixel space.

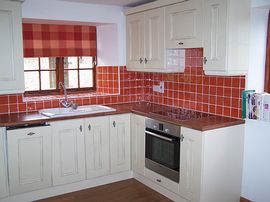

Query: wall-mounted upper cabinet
[0,1,24,94]
[203,0,250,76]
[126,8,166,72]
[125,1,195,72]
[165,0,203,49]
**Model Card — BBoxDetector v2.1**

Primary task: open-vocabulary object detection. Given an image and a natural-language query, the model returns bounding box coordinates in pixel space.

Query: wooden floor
[37,179,172,202]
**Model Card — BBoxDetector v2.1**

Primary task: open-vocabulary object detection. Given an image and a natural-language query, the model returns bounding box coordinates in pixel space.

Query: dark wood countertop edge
[0,105,245,131]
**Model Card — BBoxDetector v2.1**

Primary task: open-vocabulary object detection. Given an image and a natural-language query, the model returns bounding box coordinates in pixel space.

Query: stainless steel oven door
[145,129,180,183]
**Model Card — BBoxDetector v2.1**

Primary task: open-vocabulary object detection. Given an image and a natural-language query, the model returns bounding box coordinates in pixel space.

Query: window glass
[24,56,96,93]
[79,70,93,88]
[24,72,39,91]
[40,57,56,70]
[24,58,39,70]
[79,57,93,69]
[64,70,78,89]
[64,57,78,69]
[41,71,56,90]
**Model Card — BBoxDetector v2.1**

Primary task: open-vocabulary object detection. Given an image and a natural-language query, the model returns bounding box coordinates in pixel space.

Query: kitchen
[0,0,269,202]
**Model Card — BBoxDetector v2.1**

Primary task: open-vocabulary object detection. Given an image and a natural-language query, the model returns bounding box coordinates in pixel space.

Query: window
[24,56,96,94]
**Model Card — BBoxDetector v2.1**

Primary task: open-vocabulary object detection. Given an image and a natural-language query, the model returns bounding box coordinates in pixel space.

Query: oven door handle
[145,130,175,142]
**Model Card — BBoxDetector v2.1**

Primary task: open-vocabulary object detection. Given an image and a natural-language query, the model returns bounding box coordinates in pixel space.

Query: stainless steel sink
[39,105,116,117]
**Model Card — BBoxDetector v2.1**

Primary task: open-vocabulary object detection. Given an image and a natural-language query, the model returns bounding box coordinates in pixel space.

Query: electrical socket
[153,81,164,93]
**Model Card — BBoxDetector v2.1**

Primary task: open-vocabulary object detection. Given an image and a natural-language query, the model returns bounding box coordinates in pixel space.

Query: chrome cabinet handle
[178,42,184,45]
[27,132,35,136]
[79,125,83,132]
[113,121,116,128]
[203,57,208,65]
[139,58,143,64]
[88,124,91,131]
[156,179,161,183]
[144,58,148,64]
[180,134,184,142]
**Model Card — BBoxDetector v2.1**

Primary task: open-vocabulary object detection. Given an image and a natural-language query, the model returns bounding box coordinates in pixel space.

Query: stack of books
[243,90,270,121]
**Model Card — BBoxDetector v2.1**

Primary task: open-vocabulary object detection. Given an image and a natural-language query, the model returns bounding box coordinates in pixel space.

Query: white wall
[242,120,270,202]
[246,8,268,92]
[242,1,270,201]
[97,24,119,66]
[21,0,126,66]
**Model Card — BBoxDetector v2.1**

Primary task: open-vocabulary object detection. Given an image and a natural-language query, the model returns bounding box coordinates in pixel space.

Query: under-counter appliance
[145,118,182,183]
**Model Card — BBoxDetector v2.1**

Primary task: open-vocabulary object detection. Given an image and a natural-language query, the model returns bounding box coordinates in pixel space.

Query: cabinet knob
[27,132,35,136]
[88,124,91,131]
[139,58,143,64]
[203,57,208,65]
[178,42,184,45]
[180,134,184,142]
[113,121,116,128]
[79,125,83,132]
[144,58,148,64]
[156,179,161,183]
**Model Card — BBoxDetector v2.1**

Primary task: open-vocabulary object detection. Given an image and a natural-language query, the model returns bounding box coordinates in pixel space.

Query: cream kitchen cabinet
[165,0,203,49]
[0,0,24,94]
[180,127,202,202]
[110,114,131,174]
[7,125,52,195]
[180,125,245,202]
[51,120,86,186]
[84,117,110,179]
[131,114,145,176]
[203,0,250,76]
[0,128,8,198]
[126,8,165,72]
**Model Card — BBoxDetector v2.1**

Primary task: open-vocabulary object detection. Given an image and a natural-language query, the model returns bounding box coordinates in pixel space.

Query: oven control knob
[164,128,169,133]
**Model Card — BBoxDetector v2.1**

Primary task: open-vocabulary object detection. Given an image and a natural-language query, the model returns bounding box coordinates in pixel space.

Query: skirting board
[0,171,132,202]
[240,196,252,202]
[133,172,189,202]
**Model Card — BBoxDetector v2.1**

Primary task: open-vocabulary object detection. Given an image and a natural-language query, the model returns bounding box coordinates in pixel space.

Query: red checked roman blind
[22,23,97,57]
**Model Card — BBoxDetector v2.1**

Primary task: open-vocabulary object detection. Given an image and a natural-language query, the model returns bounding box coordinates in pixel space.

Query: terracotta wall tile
[0,49,244,119]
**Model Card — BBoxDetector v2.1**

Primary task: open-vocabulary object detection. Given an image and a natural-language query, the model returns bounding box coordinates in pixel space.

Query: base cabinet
[0,128,8,198]
[51,120,86,186]
[7,126,52,195]
[85,117,110,179]
[180,127,202,202]
[180,125,244,202]
[110,114,131,174]
[131,114,145,176]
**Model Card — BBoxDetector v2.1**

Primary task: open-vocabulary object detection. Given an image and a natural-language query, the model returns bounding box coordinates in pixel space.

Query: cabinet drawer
[145,168,179,194]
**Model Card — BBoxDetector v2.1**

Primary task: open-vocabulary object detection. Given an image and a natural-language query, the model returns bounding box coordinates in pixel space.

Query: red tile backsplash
[0,48,245,119]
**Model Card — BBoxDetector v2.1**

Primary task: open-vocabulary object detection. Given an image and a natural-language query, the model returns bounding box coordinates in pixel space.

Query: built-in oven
[145,118,182,183]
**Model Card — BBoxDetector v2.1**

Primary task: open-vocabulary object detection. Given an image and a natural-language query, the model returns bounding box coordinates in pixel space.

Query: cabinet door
[131,114,145,175]
[126,13,145,70]
[165,0,203,49]
[0,1,24,94]
[7,126,52,195]
[110,114,131,174]
[85,117,110,179]
[203,0,227,72]
[0,128,8,198]
[51,120,86,186]
[144,7,165,69]
[180,127,202,202]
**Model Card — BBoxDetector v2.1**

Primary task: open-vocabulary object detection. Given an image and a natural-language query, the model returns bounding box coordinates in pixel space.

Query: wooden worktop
[0,102,244,131]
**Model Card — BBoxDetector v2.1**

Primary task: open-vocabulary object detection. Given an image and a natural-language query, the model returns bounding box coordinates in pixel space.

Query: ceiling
[58,0,157,7]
